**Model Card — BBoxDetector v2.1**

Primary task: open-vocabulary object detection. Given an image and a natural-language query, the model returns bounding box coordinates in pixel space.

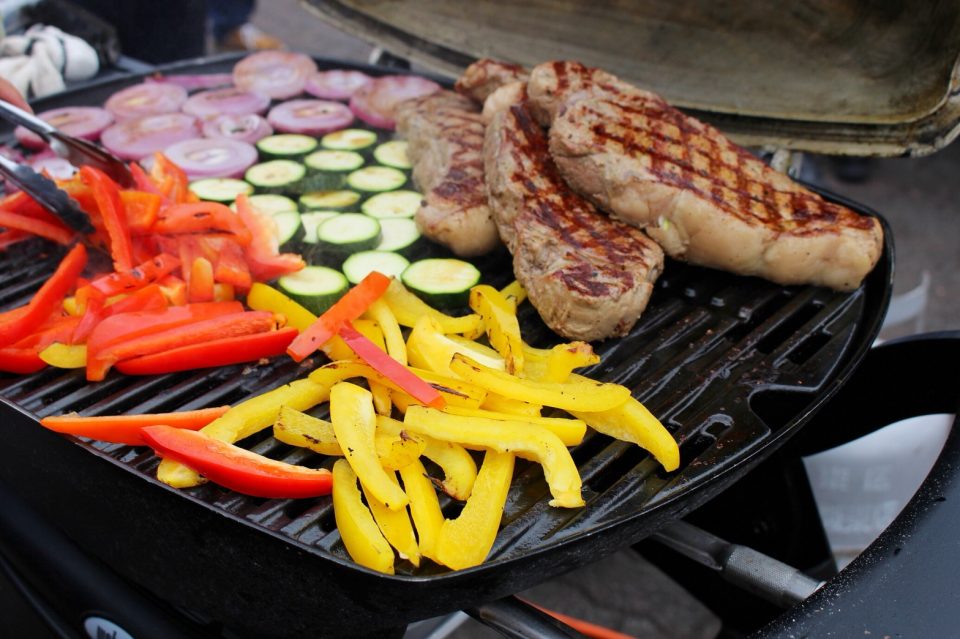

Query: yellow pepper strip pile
[397,458,445,561]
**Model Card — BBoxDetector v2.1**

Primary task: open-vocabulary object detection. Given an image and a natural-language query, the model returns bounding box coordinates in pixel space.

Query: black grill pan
[0,55,893,637]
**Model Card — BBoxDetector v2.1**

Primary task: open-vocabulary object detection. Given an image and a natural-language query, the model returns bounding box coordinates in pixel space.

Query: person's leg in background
[208,0,283,51]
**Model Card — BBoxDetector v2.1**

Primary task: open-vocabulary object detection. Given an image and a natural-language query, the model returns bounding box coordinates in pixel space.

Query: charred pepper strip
[80,166,134,271]
[0,243,86,348]
[88,253,181,296]
[246,282,317,331]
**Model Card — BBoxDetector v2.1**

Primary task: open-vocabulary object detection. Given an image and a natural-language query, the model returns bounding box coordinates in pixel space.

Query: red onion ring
[233,51,317,100]
[201,113,274,144]
[105,82,188,120]
[304,70,373,100]
[349,75,441,130]
[162,138,259,179]
[100,112,199,161]
[182,87,271,119]
[14,106,114,150]
[266,99,354,135]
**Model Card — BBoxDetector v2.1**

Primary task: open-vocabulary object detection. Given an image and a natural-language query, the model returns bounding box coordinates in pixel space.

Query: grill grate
[0,55,892,635]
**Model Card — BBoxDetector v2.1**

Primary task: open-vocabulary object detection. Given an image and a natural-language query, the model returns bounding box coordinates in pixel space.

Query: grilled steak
[484,90,664,341]
[456,58,529,104]
[395,90,499,257]
[528,61,884,291]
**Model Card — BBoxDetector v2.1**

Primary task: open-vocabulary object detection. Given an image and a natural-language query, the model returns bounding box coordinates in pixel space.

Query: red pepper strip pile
[234,195,304,282]
[88,308,275,381]
[140,425,333,498]
[339,321,445,409]
[0,243,86,348]
[80,166,134,271]
[287,271,392,362]
[116,326,297,376]
[40,406,231,446]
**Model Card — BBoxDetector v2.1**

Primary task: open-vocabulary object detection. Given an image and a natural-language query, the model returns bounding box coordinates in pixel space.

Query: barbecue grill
[0,41,944,638]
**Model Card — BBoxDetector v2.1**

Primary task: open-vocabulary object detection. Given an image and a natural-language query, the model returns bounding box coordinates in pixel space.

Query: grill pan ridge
[0,56,893,636]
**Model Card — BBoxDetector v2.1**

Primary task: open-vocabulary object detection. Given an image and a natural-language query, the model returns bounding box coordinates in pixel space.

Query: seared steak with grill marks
[456,59,529,104]
[484,90,664,341]
[395,90,499,257]
[528,61,884,291]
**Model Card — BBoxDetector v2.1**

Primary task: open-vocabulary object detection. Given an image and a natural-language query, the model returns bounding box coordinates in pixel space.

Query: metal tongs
[0,100,135,234]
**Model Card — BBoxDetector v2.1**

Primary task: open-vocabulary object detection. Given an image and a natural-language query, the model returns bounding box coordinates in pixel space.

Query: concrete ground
[247,3,959,637]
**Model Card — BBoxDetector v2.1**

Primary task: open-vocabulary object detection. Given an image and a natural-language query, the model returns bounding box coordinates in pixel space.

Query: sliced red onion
[162,138,258,179]
[182,87,271,119]
[266,99,353,135]
[100,112,199,161]
[233,51,317,100]
[349,75,441,130]
[105,82,188,120]
[202,113,273,144]
[30,156,78,180]
[146,73,234,91]
[13,106,114,150]
[304,69,373,100]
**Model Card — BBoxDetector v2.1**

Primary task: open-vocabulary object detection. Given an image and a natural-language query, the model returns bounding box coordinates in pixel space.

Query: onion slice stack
[349,75,441,130]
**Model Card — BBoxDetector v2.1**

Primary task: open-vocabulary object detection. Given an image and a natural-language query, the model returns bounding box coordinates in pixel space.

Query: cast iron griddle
[0,55,893,637]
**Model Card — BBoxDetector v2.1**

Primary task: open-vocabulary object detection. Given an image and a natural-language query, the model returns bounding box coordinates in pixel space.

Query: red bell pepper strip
[0,209,75,245]
[213,239,252,290]
[40,406,231,446]
[339,321,445,409]
[0,243,86,348]
[188,257,215,303]
[104,283,168,316]
[85,301,244,378]
[116,326,297,376]
[129,162,163,196]
[88,253,181,297]
[88,310,278,381]
[80,166,133,271]
[234,195,304,282]
[72,288,106,343]
[155,202,252,245]
[140,425,333,498]
[150,153,193,204]
[0,228,30,250]
[286,271,392,362]
[0,347,46,373]
[158,274,187,306]
[120,190,162,234]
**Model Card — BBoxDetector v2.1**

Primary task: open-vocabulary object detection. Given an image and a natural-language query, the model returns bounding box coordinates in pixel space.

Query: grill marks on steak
[395,90,499,256]
[456,59,529,103]
[485,98,663,341]
[530,61,884,291]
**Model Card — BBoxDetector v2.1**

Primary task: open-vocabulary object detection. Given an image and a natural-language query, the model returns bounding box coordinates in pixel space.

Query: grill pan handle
[467,596,590,639]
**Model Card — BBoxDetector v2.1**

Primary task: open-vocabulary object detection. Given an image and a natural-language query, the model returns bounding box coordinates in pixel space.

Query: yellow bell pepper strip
[499,280,527,311]
[141,425,332,499]
[397,459,445,561]
[450,353,630,413]
[522,342,600,383]
[480,393,542,418]
[382,278,481,335]
[407,316,505,377]
[470,285,524,375]
[39,343,87,369]
[404,406,584,508]
[273,406,424,470]
[363,471,421,567]
[339,322,444,409]
[245,282,317,331]
[442,405,586,447]
[365,298,406,366]
[158,377,331,488]
[0,243,86,348]
[332,459,395,574]
[330,382,408,511]
[389,368,487,413]
[378,415,477,500]
[287,271,392,362]
[569,390,679,472]
[39,406,231,446]
[434,450,515,570]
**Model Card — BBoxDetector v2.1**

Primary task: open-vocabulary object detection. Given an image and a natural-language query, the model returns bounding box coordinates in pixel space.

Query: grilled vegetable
[182,87,270,118]
[401,258,481,309]
[245,159,306,195]
[382,278,481,334]
[189,177,254,203]
[245,282,317,331]
[202,113,273,143]
[362,471,421,566]
[470,284,524,375]
[346,166,407,193]
[305,70,373,100]
[267,99,354,135]
[372,140,411,169]
[299,189,361,211]
[397,458,445,560]
[316,213,382,260]
[166,139,259,180]
[232,50,317,100]
[256,133,319,160]
[100,112,198,161]
[375,218,422,255]
[321,128,377,152]
[333,459,395,574]
[361,190,421,219]
[277,265,349,315]
[39,406,230,446]
[342,251,410,285]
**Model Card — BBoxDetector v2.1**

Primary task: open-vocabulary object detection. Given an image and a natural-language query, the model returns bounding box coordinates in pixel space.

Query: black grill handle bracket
[466,596,590,639]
